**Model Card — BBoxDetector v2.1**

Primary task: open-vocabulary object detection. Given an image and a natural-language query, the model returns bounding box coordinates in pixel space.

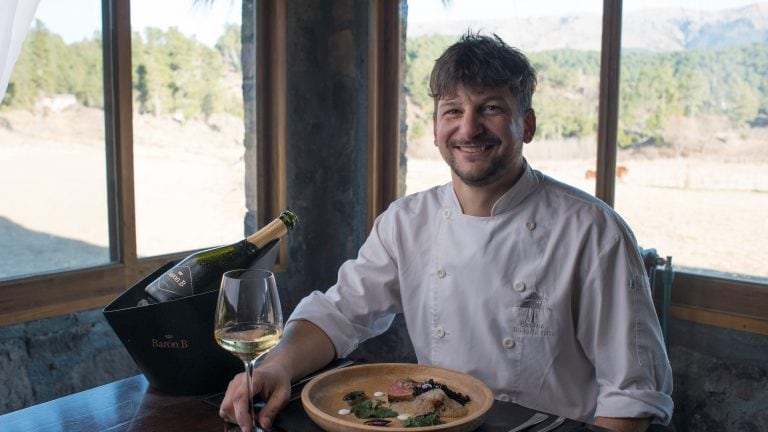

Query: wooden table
[0,374,606,432]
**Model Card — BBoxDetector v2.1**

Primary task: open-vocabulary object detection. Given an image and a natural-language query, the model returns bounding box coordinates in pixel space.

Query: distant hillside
[408,2,768,52]
[404,8,768,158]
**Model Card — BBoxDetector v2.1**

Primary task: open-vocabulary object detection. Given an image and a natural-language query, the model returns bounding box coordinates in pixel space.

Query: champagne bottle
[143,210,298,303]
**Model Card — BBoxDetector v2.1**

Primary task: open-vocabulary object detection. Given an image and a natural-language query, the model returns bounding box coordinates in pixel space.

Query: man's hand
[218,320,336,431]
[219,362,292,431]
[594,416,650,432]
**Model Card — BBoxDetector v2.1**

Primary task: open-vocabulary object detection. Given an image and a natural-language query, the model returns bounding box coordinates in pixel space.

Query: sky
[407,0,762,22]
[33,0,762,45]
[35,0,242,45]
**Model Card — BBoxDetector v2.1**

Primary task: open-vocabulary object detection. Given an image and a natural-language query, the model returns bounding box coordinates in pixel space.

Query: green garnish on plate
[351,399,398,419]
[402,412,441,427]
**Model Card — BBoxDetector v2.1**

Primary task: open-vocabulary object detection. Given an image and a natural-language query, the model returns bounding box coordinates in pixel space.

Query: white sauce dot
[373,391,385,397]
[397,414,410,421]
[337,408,351,415]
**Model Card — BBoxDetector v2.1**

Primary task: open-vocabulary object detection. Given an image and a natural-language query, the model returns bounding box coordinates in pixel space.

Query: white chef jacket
[288,163,673,424]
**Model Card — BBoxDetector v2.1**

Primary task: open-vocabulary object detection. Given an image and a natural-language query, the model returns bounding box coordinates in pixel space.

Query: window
[0,0,108,280]
[0,0,764,332]
[404,0,603,195]
[404,0,767,280]
[0,0,266,326]
[401,0,767,333]
[130,0,250,256]
[0,0,249,278]
[616,0,768,280]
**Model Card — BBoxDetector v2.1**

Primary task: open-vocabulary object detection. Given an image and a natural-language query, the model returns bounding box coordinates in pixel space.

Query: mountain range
[407,2,768,51]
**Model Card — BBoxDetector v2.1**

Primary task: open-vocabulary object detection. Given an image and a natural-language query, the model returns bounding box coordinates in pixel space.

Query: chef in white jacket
[220,32,673,432]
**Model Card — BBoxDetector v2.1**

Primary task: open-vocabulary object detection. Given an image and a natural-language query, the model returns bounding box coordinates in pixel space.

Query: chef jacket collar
[446,159,540,217]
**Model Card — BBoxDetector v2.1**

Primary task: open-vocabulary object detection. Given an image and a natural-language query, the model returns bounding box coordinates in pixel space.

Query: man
[220,33,673,432]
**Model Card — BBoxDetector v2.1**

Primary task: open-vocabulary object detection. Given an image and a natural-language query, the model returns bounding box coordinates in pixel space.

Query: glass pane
[616,1,768,279]
[0,1,108,280]
[404,0,603,195]
[131,0,248,257]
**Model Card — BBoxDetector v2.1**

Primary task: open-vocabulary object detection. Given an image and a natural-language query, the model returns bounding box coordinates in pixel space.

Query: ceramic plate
[301,363,494,432]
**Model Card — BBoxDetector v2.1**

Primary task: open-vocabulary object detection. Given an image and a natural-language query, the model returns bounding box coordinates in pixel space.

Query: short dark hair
[429,32,537,112]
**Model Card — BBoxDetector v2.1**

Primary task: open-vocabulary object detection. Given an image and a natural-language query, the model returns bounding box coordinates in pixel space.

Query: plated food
[301,363,494,432]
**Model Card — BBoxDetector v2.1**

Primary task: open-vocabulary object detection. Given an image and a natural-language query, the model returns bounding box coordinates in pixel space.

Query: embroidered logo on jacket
[512,292,556,337]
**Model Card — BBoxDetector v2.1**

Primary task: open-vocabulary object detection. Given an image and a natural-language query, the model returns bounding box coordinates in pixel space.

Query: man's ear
[523,109,536,143]
[433,115,438,146]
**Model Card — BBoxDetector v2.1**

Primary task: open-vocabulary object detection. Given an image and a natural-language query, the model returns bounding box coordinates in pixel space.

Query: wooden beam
[255,0,289,269]
[367,0,402,231]
[595,0,622,206]
[0,267,123,326]
[671,305,768,336]
[670,272,768,320]
[650,269,768,336]
[0,254,181,326]
[0,294,118,327]
[103,0,137,280]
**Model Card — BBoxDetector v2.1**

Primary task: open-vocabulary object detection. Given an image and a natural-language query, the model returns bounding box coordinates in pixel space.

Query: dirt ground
[405,157,768,279]
[0,107,247,279]
[405,129,768,280]
[1,107,767,280]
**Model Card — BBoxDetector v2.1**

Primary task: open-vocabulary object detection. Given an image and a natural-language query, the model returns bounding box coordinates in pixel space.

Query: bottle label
[147,266,194,299]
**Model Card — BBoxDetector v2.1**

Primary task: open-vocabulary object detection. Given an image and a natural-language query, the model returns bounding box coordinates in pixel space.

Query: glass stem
[245,359,262,431]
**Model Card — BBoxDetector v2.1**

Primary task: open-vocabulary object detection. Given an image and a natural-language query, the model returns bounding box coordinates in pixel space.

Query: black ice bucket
[103,241,280,395]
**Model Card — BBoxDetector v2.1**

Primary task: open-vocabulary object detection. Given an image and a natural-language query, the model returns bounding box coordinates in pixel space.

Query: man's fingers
[219,374,245,420]
[257,384,291,430]
[219,377,237,422]
[218,373,257,431]
[233,390,255,432]
[218,364,294,431]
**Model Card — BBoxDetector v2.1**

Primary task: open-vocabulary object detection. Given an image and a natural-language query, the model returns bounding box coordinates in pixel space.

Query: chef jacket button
[513,281,526,292]
[436,268,446,278]
[497,393,511,402]
[503,337,516,349]
[434,326,445,338]
[526,221,536,231]
[442,209,451,219]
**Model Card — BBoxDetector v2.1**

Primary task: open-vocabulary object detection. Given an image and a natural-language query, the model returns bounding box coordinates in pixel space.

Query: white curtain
[0,0,40,103]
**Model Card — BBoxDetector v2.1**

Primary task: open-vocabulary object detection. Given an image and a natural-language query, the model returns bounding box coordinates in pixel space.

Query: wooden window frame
[0,0,279,326]
[595,0,766,335]
[367,0,402,229]
[379,0,768,335]
[254,0,289,268]
[0,0,143,326]
[1,0,766,335]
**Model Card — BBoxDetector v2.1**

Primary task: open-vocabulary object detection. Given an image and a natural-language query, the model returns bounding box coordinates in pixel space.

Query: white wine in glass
[214,268,283,430]
[215,323,281,361]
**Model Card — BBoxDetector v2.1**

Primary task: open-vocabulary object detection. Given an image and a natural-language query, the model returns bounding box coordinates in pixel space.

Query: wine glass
[214,268,283,431]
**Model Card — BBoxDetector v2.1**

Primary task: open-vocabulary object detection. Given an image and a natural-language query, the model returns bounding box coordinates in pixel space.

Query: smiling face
[434,85,536,188]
